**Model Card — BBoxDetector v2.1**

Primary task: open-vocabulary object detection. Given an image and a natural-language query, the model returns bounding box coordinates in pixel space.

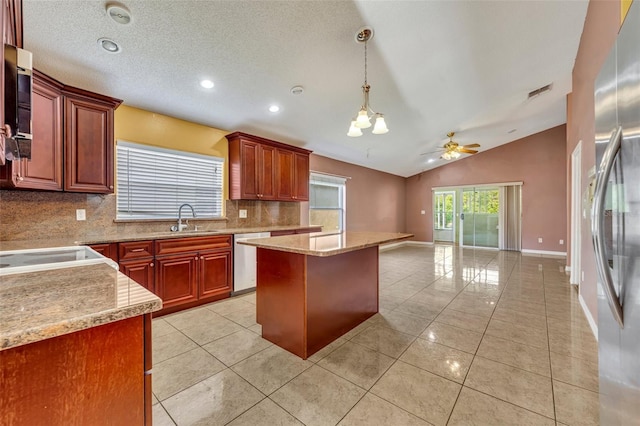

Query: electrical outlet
[420,210,426,215]
[76,209,86,221]
[559,239,564,245]
[581,270,585,282]
[239,209,247,219]
[538,237,543,243]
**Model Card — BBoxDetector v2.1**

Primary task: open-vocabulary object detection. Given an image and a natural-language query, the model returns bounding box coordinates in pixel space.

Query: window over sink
[116,141,223,219]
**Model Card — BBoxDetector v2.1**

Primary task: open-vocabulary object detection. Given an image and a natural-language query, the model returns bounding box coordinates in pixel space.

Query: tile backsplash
[0,190,300,242]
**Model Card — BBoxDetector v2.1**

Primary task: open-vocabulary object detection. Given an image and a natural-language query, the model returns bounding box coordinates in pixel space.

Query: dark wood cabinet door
[155,254,198,309]
[89,243,118,263]
[294,152,309,201]
[63,95,114,193]
[198,249,232,300]
[276,148,294,200]
[258,144,276,200]
[20,73,63,190]
[239,140,259,199]
[120,258,155,293]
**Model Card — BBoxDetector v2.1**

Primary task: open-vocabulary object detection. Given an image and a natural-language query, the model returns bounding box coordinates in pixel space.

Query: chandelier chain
[364,40,368,85]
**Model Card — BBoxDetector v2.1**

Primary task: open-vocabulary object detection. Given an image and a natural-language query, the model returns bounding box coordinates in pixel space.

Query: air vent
[528,84,553,99]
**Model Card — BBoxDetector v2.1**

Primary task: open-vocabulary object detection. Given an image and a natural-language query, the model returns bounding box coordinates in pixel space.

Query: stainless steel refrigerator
[592,1,640,424]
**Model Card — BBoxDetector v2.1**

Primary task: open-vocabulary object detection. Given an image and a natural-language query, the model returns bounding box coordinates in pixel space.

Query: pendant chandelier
[347,27,389,137]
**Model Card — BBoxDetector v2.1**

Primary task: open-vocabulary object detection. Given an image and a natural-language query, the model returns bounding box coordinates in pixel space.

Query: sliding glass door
[461,188,499,248]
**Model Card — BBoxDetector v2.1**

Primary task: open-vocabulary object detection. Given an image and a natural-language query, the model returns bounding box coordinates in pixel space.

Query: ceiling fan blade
[457,148,478,154]
[462,143,480,148]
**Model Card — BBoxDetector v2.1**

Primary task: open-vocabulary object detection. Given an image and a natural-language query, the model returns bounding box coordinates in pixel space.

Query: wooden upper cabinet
[0,71,64,190]
[294,152,309,201]
[228,132,311,202]
[64,91,118,193]
[276,148,294,200]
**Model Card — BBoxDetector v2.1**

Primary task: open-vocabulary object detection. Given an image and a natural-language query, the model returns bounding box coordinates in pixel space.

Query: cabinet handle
[195,256,199,261]
[109,185,114,189]
[150,262,154,267]
[131,248,145,252]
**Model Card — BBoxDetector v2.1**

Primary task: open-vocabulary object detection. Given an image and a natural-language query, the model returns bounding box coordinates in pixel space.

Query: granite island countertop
[238,231,414,257]
[0,263,162,351]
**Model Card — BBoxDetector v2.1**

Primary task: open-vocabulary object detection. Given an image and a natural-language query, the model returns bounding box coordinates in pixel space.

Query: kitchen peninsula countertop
[239,231,413,257]
[0,263,161,351]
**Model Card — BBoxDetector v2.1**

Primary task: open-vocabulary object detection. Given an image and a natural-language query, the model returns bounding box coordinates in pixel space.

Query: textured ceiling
[22,0,588,177]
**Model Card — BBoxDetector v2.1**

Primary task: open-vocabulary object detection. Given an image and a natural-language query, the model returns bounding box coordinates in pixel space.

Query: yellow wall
[622,0,633,24]
[114,105,230,201]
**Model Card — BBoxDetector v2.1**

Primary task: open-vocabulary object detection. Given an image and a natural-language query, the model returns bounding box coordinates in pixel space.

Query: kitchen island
[239,231,412,359]
[0,259,161,426]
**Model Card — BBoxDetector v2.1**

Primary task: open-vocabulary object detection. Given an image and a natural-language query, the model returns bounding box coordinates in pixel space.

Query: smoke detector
[106,3,132,25]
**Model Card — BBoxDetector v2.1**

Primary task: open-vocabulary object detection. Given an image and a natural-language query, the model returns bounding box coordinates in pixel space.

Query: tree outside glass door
[433,191,455,243]
[461,188,500,248]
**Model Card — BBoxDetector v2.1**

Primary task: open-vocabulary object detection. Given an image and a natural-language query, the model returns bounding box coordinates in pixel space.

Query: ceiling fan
[438,132,480,160]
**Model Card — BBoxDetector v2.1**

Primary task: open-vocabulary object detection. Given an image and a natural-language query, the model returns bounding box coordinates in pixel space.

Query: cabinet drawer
[155,235,232,256]
[119,241,154,260]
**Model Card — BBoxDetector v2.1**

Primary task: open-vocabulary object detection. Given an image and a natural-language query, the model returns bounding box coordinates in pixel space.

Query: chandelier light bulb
[451,151,461,159]
[371,115,389,134]
[347,121,363,137]
[442,151,452,160]
[355,108,371,128]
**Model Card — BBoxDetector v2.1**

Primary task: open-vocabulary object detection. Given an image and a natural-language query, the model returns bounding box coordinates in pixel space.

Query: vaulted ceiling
[23,0,588,177]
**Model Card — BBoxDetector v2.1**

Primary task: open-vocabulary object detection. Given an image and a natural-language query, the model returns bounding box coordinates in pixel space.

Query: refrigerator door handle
[592,125,624,328]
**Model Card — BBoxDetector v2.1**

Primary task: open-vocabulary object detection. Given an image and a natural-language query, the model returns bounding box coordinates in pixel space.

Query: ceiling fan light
[347,121,363,137]
[371,115,389,134]
[451,151,461,159]
[441,151,452,160]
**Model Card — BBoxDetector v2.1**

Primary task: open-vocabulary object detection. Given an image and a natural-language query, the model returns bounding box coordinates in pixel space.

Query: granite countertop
[0,263,162,351]
[238,231,414,257]
[0,225,322,250]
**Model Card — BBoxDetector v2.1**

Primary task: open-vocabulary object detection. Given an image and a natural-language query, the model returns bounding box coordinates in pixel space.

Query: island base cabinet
[0,315,150,426]
[257,246,379,359]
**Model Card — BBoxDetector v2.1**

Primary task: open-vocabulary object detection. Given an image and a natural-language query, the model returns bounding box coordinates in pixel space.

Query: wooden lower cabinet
[199,249,232,301]
[0,315,151,426]
[120,258,155,293]
[155,253,199,310]
[89,242,118,263]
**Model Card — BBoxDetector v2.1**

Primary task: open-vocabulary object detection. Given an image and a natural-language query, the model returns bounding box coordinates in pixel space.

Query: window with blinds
[309,172,346,231]
[116,141,224,219]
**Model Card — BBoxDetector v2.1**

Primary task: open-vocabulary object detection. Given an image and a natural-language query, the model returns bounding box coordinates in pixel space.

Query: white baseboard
[405,241,434,246]
[521,249,567,257]
[579,293,598,340]
[379,240,433,252]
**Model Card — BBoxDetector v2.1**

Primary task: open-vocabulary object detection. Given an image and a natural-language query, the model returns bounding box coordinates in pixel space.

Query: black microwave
[4,44,33,160]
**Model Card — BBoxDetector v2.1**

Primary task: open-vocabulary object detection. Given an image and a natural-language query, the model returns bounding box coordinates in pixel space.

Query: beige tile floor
[152,245,599,426]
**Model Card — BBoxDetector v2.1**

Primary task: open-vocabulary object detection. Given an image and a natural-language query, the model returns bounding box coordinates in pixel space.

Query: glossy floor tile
[152,245,599,425]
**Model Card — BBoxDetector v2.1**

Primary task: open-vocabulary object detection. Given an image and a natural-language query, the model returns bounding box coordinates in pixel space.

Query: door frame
[433,190,456,243]
[570,141,582,286]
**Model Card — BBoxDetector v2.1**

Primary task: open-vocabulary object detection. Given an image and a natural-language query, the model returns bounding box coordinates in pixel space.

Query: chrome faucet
[171,203,196,232]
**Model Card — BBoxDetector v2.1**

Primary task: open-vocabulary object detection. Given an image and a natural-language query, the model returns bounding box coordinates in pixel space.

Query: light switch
[538,237,543,243]
[76,209,86,221]
[420,210,426,215]
[559,239,564,245]
[239,209,247,218]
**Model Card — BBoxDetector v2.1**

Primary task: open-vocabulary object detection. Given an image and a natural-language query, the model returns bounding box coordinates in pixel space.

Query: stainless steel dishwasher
[233,232,270,293]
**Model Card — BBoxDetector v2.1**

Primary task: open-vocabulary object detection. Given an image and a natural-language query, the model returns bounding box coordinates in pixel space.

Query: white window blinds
[116,141,224,219]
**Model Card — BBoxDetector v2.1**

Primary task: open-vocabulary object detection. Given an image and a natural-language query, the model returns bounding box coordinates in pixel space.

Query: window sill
[113,217,229,224]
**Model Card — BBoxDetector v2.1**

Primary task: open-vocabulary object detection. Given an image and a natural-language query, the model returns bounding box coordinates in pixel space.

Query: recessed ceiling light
[106,4,132,25]
[200,80,214,89]
[269,105,280,113]
[97,38,121,53]
[290,86,304,95]
[427,158,436,163]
